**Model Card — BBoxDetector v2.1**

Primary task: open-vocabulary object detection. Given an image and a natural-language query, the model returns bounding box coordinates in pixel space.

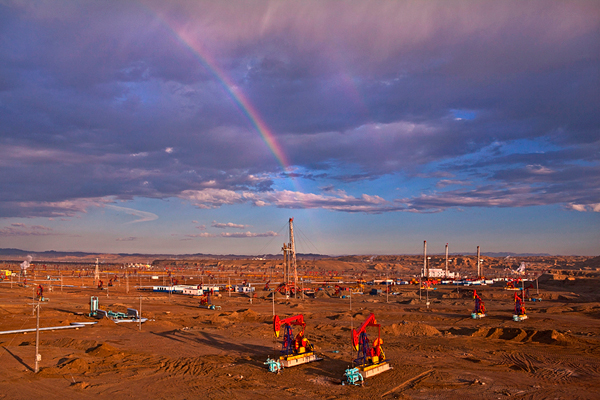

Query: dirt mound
[399,298,420,305]
[60,358,90,373]
[93,317,118,326]
[327,311,351,320]
[544,306,573,314]
[353,310,373,318]
[558,294,580,301]
[471,328,575,345]
[207,313,230,325]
[228,309,261,322]
[530,329,573,345]
[315,290,331,298]
[398,291,419,298]
[446,327,478,336]
[384,322,441,337]
[41,337,97,350]
[265,292,286,299]
[86,343,120,357]
[70,381,91,390]
[159,354,234,376]
[442,292,460,299]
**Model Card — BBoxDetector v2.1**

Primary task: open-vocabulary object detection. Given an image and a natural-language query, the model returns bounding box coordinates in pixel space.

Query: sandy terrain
[1,265,599,399]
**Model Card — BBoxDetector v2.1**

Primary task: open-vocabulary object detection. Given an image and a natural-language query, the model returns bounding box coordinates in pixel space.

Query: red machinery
[513,291,528,321]
[276,282,299,296]
[472,290,486,318]
[273,314,320,367]
[351,313,390,378]
[334,285,347,296]
[505,278,522,290]
[264,280,270,291]
[199,292,211,306]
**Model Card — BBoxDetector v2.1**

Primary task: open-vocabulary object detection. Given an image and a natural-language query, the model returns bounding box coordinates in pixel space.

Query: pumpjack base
[471,312,486,319]
[513,314,528,322]
[359,361,391,378]
[280,352,322,368]
[199,305,221,310]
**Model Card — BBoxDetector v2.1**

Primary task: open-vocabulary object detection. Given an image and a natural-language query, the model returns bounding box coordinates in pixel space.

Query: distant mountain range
[0,248,327,261]
[0,248,557,260]
[480,252,552,257]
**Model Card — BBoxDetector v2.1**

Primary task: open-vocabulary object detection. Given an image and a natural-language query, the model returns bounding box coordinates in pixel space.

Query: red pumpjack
[273,314,322,367]
[351,313,391,378]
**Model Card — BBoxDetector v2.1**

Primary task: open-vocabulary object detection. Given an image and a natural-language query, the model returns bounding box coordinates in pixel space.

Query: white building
[427,268,459,279]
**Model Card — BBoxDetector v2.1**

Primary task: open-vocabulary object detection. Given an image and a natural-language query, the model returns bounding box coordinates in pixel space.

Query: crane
[349,313,391,378]
[270,314,321,369]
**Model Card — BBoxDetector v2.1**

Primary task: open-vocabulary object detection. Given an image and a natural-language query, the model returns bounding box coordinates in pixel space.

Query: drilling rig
[281,218,298,298]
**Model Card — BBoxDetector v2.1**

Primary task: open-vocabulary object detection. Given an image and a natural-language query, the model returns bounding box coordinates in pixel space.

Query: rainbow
[147,10,292,175]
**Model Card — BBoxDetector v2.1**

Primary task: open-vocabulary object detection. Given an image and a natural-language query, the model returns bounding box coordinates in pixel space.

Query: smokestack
[445,243,449,278]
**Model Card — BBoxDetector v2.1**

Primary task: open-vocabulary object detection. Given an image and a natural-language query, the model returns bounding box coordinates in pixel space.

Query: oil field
[1,250,599,400]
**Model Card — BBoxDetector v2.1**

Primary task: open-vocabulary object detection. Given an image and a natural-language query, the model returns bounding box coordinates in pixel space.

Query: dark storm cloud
[0,0,598,217]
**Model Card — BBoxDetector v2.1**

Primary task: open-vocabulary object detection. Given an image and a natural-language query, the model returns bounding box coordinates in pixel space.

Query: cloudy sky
[1,0,598,256]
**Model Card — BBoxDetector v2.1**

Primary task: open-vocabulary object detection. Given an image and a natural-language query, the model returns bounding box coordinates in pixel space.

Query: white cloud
[526,164,553,174]
[567,203,600,212]
[185,231,278,238]
[105,205,159,223]
[180,189,245,209]
[180,188,403,213]
[220,231,278,238]
[211,221,249,229]
[0,224,57,237]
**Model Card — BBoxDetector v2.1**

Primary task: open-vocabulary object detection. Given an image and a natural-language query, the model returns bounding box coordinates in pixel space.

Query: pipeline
[0,321,97,335]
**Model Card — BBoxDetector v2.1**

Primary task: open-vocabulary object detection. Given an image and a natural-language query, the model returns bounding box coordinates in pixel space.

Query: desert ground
[1,258,599,400]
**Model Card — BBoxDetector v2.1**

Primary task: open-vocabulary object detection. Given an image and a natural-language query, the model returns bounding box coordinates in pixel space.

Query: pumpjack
[272,314,322,368]
[513,291,528,321]
[350,313,391,379]
[471,290,486,319]
[199,292,220,310]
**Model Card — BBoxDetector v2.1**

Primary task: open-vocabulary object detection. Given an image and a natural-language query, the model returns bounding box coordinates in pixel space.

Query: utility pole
[477,246,481,278]
[350,289,353,333]
[386,270,389,303]
[94,258,100,287]
[423,241,428,279]
[35,303,40,373]
[138,296,142,331]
